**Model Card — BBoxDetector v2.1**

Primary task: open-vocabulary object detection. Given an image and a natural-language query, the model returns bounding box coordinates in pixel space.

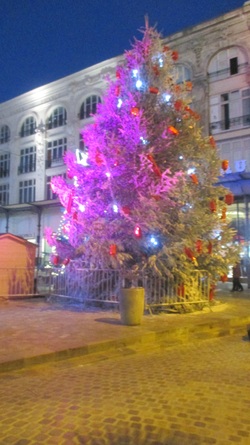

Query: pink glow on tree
[47,24,239,281]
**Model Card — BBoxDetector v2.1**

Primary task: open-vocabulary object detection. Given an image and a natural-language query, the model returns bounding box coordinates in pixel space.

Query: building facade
[0,2,250,267]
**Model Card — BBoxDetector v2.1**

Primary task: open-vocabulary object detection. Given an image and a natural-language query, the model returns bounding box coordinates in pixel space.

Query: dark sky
[0,0,245,104]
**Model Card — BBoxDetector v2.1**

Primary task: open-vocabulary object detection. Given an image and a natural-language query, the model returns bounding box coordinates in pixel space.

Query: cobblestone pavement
[0,333,250,445]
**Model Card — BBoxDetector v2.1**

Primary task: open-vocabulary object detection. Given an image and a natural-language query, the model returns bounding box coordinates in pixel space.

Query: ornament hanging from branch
[109,244,117,256]
[168,126,179,136]
[224,193,234,205]
[148,86,159,94]
[190,174,199,185]
[131,107,140,116]
[134,226,142,238]
[221,160,229,171]
[209,200,217,213]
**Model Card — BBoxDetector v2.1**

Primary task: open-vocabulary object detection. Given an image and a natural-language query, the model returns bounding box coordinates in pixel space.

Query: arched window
[79,95,101,120]
[208,47,248,80]
[46,107,67,130]
[175,65,192,84]
[0,125,10,144]
[20,116,36,137]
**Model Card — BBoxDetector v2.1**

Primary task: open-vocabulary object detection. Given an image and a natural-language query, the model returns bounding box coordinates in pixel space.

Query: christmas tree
[46,23,239,284]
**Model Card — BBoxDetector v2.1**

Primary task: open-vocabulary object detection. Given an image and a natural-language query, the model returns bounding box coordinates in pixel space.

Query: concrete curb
[1,312,249,374]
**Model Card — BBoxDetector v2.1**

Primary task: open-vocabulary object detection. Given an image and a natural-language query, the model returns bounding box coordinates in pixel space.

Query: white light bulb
[164,93,171,102]
[136,79,142,89]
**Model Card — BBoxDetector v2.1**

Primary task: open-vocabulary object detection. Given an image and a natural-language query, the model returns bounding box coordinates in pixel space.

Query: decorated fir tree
[46,23,240,284]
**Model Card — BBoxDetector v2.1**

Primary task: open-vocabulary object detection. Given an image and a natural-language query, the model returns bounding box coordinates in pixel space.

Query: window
[20,117,36,137]
[0,153,10,178]
[46,138,67,167]
[0,184,9,205]
[79,95,101,119]
[46,107,67,129]
[175,65,191,84]
[0,125,10,144]
[208,47,247,80]
[242,89,250,126]
[230,57,238,75]
[210,89,250,132]
[19,179,36,203]
[18,146,36,174]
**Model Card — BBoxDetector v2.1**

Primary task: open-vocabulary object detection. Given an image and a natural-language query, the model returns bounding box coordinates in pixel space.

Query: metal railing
[209,114,250,133]
[47,268,210,310]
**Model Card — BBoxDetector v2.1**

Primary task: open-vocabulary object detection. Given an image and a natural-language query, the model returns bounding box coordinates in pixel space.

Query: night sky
[0,0,245,104]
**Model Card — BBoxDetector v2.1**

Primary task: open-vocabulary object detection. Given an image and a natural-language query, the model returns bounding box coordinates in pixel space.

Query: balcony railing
[208,63,248,80]
[209,114,250,133]
[18,163,36,175]
[46,157,64,168]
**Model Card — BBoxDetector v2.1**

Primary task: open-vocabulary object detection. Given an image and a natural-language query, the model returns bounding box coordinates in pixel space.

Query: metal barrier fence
[47,268,210,310]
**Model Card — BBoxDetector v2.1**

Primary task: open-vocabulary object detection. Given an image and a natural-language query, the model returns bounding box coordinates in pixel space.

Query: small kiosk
[0,233,37,297]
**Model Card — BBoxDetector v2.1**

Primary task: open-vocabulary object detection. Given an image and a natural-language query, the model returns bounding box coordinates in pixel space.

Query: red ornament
[196,240,203,253]
[121,206,131,215]
[221,160,229,171]
[109,244,117,256]
[168,126,179,136]
[224,193,234,205]
[115,85,120,96]
[221,207,227,221]
[209,136,216,148]
[209,200,217,213]
[73,211,78,221]
[148,86,159,94]
[184,247,195,261]
[171,51,179,61]
[174,100,183,111]
[190,174,199,185]
[116,69,121,79]
[131,107,140,116]
[63,258,70,266]
[52,255,59,266]
[134,226,142,238]
[220,274,228,283]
